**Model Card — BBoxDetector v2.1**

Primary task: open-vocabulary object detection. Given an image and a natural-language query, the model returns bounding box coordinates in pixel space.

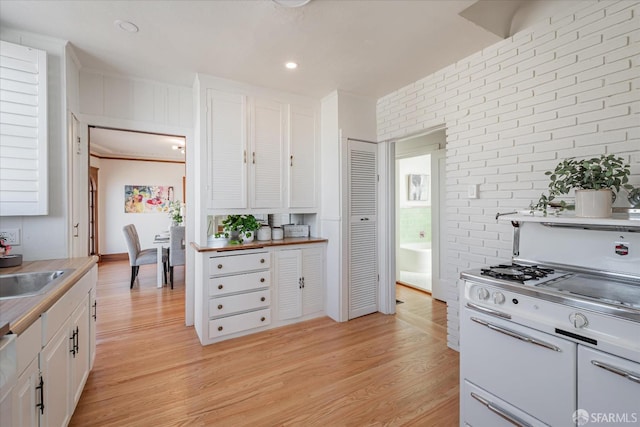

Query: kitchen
[1,0,639,426]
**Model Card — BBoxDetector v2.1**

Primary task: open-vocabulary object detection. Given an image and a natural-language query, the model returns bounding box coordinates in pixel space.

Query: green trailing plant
[530,154,632,216]
[215,214,260,243]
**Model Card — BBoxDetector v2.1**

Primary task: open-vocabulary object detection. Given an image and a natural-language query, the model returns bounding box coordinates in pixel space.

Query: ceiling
[0,0,533,160]
[89,127,186,162]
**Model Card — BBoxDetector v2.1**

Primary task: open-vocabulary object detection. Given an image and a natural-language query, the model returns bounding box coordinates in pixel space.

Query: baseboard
[100,253,128,262]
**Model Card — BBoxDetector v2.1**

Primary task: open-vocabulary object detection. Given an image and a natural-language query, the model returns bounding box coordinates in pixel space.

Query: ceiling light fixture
[272,0,312,7]
[285,62,298,70]
[114,20,139,33]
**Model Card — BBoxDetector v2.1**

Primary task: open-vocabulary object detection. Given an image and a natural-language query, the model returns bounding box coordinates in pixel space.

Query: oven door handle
[466,302,511,319]
[471,317,562,352]
[591,360,640,384]
[470,392,533,427]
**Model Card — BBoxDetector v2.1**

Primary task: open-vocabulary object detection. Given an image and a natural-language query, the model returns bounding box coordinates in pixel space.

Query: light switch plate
[468,184,479,199]
[0,229,20,245]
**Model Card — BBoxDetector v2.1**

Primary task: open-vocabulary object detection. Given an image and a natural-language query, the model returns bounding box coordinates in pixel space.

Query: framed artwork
[124,185,173,213]
[407,174,430,204]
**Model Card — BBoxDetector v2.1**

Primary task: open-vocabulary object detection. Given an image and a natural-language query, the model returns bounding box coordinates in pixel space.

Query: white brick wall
[377,0,640,350]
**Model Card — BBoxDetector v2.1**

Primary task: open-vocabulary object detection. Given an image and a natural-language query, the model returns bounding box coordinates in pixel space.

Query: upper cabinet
[0,41,48,216]
[203,85,317,214]
[288,105,317,209]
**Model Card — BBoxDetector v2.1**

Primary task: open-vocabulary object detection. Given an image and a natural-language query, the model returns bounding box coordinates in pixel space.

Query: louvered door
[207,89,247,209]
[288,105,316,208]
[0,41,48,216]
[348,140,378,319]
[277,249,302,320]
[250,98,284,208]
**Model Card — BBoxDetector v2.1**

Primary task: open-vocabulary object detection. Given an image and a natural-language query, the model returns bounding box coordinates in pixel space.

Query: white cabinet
[276,246,324,321]
[204,251,272,342]
[288,105,317,209]
[40,317,72,427]
[207,90,247,209]
[250,97,285,209]
[206,90,285,210]
[195,243,326,345]
[89,286,97,370]
[12,357,39,427]
[10,265,97,427]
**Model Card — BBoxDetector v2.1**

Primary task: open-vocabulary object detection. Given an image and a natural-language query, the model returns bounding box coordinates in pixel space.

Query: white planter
[243,231,255,243]
[575,189,612,218]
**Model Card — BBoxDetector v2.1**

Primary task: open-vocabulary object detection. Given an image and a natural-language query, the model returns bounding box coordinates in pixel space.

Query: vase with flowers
[167,200,184,226]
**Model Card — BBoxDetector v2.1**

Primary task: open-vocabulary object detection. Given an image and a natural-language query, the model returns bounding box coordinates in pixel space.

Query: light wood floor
[70,261,459,426]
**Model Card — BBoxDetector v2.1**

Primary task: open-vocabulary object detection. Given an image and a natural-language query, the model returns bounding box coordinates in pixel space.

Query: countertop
[191,237,328,253]
[0,256,98,335]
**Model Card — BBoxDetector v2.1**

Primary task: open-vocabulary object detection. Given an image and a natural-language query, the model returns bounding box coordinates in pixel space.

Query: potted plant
[531,154,632,217]
[215,214,260,244]
[167,200,184,225]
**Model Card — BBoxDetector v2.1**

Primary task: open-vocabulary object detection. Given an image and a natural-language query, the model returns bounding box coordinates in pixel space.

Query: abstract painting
[124,185,173,213]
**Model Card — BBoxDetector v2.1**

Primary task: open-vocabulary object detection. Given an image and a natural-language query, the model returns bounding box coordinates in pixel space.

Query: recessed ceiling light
[285,62,298,70]
[114,20,139,33]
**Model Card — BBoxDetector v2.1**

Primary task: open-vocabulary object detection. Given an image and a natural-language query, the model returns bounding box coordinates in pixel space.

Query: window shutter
[0,40,48,215]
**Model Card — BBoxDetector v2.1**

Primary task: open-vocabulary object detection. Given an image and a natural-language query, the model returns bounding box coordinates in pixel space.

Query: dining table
[153,232,170,288]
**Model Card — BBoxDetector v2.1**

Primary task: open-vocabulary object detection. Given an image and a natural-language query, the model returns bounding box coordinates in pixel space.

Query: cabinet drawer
[209,289,270,317]
[208,308,271,339]
[209,252,270,276]
[208,271,270,296]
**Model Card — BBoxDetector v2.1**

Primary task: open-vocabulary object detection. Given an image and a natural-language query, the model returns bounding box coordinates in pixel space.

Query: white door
[70,296,89,408]
[288,105,316,208]
[302,246,324,316]
[348,140,378,319]
[12,357,40,427]
[250,98,284,208]
[69,112,88,257]
[207,89,247,209]
[40,320,72,427]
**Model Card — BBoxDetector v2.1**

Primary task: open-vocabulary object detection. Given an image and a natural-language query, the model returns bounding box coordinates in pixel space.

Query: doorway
[394,129,446,301]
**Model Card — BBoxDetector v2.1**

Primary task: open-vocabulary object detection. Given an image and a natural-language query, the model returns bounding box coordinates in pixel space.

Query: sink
[0,269,74,300]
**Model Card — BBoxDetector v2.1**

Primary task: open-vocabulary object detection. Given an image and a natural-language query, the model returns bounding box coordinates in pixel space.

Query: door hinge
[76,136,82,155]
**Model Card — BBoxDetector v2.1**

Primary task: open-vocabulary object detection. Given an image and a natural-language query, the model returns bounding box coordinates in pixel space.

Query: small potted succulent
[215,214,260,244]
[531,154,632,217]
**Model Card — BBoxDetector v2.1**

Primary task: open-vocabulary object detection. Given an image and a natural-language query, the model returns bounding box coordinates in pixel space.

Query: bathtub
[398,241,432,273]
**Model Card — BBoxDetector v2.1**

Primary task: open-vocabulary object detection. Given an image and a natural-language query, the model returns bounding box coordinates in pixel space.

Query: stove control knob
[477,288,490,301]
[569,313,589,329]
[493,292,506,304]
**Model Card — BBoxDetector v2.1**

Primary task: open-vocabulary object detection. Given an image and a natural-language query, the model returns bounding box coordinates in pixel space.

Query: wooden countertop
[191,237,328,253]
[0,256,98,335]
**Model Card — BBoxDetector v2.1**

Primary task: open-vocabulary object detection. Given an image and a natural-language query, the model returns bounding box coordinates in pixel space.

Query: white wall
[0,30,70,261]
[98,158,185,254]
[377,0,640,350]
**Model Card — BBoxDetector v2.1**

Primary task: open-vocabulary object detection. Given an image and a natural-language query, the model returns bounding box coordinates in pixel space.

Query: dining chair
[168,225,186,289]
[122,224,168,289]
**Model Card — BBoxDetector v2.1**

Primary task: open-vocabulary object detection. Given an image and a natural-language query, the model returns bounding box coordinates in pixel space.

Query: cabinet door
[207,89,247,209]
[578,346,640,420]
[40,319,72,427]
[302,247,324,316]
[12,357,40,427]
[89,286,97,370]
[250,98,284,208]
[288,105,316,208]
[70,295,90,409]
[277,249,302,320]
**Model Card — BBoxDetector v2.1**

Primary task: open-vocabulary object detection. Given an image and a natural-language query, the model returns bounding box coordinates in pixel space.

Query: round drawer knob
[218,284,223,290]
[261,297,266,302]
[260,278,265,283]
[260,317,266,322]
[218,304,223,310]
[217,264,223,269]
[218,326,223,331]
[260,258,265,264]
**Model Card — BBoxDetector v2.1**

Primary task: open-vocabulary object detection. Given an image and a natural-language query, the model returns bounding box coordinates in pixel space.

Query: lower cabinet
[195,243,326,345]
[11,264,97,427]
[277,246,324,320]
